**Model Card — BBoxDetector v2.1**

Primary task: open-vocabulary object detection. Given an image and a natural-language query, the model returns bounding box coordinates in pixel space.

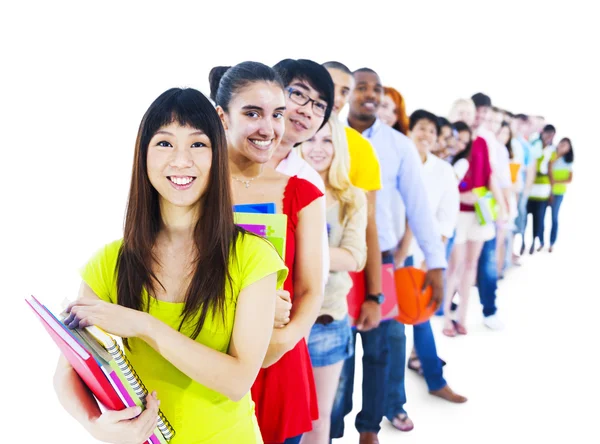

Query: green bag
[472,187,498,226]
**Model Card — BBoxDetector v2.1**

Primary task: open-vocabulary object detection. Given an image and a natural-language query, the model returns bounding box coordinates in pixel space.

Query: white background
[2,1,599,442]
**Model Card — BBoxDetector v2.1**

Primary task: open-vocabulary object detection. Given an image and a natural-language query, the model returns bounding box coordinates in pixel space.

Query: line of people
[54,58,573,444]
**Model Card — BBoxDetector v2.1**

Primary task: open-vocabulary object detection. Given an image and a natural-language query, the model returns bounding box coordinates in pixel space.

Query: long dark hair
[500,121,514,159]
[451,121,473,165]
[117,87,240,348]
[209,61,285,111]
[560,137,574,163]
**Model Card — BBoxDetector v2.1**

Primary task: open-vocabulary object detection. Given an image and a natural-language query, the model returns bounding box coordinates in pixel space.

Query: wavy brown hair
[383,86,410,135]
[117,88,240,348]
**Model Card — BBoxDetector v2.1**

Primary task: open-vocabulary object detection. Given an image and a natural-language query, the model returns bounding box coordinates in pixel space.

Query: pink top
[459,136,492,212]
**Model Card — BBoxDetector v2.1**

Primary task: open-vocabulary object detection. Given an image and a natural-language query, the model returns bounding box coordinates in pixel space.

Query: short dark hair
[353,67,377,76]
[437,116,451,129]
[209,62,284,112]
[514,113,529,121]
[471,92,492,108]
[409,109,440,135]
[273,58,335,130]
[322,61,351,74]
[542,124,556,133]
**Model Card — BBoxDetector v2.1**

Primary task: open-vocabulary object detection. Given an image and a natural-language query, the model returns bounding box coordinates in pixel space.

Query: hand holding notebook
[88,391,161,444]
[64,297,149,339]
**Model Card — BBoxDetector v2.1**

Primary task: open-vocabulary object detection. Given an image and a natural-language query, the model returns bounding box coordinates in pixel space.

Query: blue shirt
[517,136,534,167]
[355,119,447,270]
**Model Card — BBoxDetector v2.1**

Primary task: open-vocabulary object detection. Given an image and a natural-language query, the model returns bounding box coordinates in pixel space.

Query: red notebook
[347,264,399,325]
[25,295,126,411]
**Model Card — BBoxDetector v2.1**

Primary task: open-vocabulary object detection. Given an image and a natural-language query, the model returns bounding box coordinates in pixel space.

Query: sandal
[391,413,414,432]
[408,356,423,376]
[443,324,457,337]
[452,320,467,335]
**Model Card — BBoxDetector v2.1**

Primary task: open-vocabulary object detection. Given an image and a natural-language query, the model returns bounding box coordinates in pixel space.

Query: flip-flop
[407,356,423,376]
[442,326,457,337]
[391,413,414,432]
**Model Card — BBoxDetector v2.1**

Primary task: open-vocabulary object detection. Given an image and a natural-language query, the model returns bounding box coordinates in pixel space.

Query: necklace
[232,170,262,188]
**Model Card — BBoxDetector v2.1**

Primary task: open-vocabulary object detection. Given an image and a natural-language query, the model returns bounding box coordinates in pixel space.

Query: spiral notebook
[25,295,175,443]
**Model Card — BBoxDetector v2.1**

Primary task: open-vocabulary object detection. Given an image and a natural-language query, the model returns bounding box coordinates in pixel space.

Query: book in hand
[25,295,175,443]
[346,264,399,326]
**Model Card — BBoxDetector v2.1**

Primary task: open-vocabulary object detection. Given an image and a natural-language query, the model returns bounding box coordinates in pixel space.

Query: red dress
[251,176,323,443]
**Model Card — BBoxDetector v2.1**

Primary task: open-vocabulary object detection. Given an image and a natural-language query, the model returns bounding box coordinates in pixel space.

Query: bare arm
[53,355,102,433]
[524,162,536,193]
[394,218,412,267]
[488,173,509,220]
[263,197,325,367]
[139,273,278,401]
[364,191,382,294]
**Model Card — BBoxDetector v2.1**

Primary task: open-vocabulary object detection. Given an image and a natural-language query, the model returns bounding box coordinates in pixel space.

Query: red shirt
[251,176,322,443]
[459,136,492,212]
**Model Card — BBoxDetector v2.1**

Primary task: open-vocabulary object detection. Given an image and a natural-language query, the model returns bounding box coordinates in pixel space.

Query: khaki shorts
[454,211,496,244]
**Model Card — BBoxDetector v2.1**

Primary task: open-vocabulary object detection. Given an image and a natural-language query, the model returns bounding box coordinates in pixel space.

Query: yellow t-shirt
[80,233,288,444]
[345,126,382,192]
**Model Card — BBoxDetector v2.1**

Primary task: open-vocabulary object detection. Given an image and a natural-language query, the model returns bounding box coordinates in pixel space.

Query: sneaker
[483,314,504,330]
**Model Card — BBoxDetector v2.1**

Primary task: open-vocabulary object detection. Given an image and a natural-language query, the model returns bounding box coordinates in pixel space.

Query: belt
[315,314,334,325]
[381,249,395,259]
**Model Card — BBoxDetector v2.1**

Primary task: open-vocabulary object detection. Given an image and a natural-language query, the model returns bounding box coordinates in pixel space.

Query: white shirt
[410,153,460,264]
[477,126,512,189]
[275,148,329,288]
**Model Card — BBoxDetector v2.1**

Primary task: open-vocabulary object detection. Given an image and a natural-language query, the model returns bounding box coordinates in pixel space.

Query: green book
[234,212,288,258]
[472,186,498,226]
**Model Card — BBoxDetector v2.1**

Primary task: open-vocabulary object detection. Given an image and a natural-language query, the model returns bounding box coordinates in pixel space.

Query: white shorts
[454,211,496,244]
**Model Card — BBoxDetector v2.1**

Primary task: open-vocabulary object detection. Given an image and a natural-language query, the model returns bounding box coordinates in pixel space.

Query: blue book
[233,202,276,214]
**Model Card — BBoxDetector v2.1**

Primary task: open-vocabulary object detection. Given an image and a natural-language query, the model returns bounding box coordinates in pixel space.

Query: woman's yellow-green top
[80,233,288,444]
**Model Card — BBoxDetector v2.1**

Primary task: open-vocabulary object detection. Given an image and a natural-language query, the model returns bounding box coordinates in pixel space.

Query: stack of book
[26,295,175,444]
[233,202,287,258]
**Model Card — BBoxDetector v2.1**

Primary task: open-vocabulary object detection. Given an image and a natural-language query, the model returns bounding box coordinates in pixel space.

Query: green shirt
[81,234,288,444]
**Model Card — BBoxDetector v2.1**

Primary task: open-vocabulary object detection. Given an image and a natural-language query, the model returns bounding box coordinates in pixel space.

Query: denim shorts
[307,315,354,367]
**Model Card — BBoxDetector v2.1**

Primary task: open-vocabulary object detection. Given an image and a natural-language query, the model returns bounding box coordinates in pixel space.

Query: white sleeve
[437,167,460,238]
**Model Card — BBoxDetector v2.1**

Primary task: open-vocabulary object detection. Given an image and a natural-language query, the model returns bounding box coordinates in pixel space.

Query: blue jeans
[283,435,302,444]
[549,194,564,246]
[476,236,498,318]
[385,320,407,420]
[514,191,528,236]
[413,320,446,391]
[330,320,391,437]
[385,317,446,420]
[330,254,394,438]
[527,199,549,245]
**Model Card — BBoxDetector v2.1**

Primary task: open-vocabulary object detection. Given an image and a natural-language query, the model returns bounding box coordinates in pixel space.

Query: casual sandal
[407,356,423,376]
[391,413,414,432]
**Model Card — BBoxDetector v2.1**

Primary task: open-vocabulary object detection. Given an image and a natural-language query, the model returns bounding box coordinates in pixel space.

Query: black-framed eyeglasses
[287,87,327,117]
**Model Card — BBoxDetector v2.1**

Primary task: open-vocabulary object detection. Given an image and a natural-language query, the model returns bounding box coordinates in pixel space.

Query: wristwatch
[366,293,385,304]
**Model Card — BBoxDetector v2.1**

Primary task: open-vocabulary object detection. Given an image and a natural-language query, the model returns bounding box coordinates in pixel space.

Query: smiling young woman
[57,87,288,444]
[210,61,327,444]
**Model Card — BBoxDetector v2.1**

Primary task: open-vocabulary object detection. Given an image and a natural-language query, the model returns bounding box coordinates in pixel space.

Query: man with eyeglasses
[268,59,334,190]
[268,58,335,296]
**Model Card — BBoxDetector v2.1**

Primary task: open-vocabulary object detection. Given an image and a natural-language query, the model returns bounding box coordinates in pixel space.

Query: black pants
[527,199,549,245]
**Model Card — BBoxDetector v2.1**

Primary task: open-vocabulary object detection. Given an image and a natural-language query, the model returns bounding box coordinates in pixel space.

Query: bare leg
[496,226,506,277]
[456,240,485,327]
[443,243,465,332]
[300,361,345,444]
